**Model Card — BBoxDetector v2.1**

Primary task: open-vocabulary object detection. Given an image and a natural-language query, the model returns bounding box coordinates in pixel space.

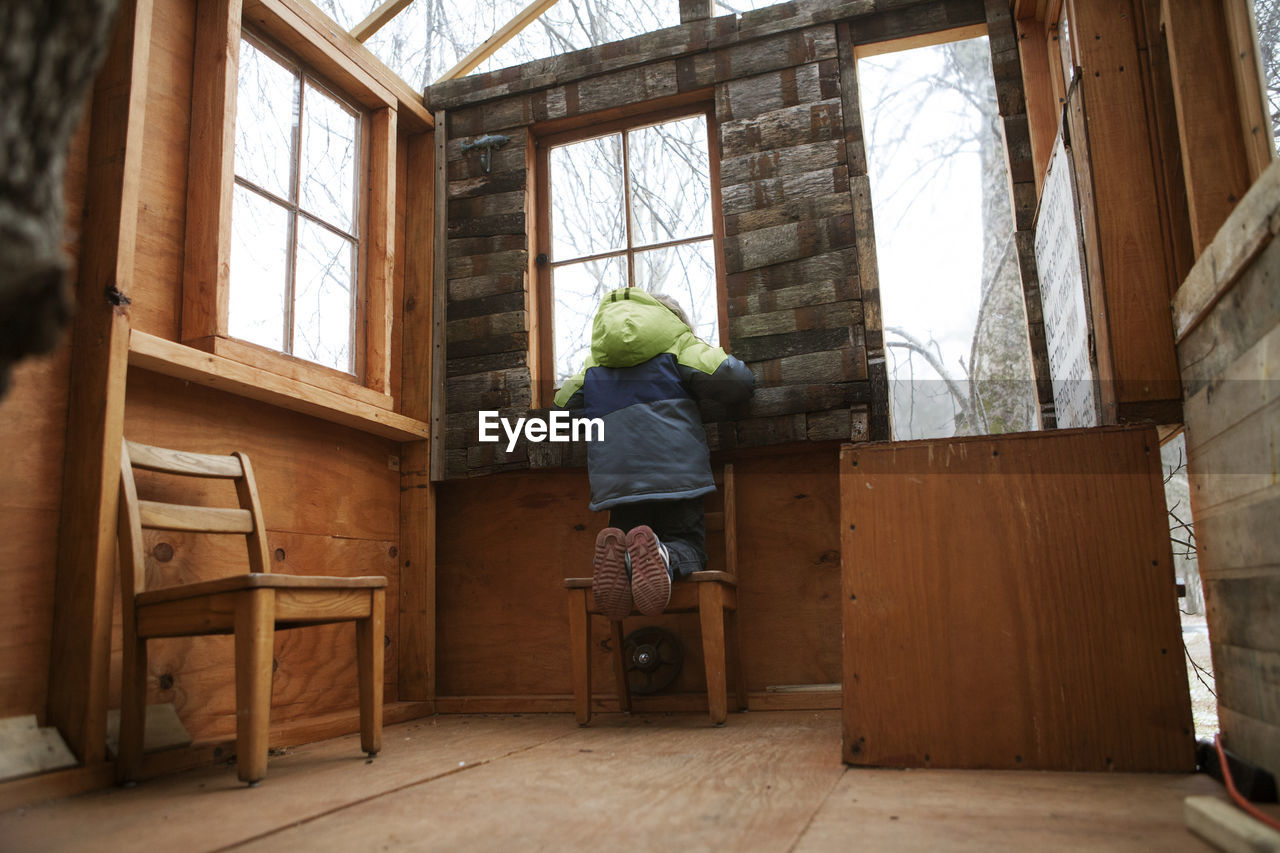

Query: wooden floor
[0,711,1224,851]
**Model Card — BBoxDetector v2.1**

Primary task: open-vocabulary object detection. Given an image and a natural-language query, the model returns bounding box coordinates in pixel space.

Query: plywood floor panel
[0,712,1224,852]
[796,766,1220,853]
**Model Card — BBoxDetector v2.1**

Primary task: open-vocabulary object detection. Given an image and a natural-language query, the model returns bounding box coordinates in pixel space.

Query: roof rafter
[350,0,415,43]
[434,0,561,84]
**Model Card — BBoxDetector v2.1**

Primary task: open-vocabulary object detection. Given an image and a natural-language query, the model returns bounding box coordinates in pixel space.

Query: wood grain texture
[1161,0,1252,256]
[841,426,1194,771]
[1177,158,1280,780]
[1069,0,1182,408]
[48,0,154,764]
[365,107,397,394]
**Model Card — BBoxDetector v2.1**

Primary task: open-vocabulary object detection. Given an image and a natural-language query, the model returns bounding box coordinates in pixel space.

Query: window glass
[235,40,298,201]
[629,115,712,246]
[550,134,625,260]
[546,113,719,386]
[230,35,360,374]
[229,184,290,351]
[300,82,359,235]
[1249,0,1280,152]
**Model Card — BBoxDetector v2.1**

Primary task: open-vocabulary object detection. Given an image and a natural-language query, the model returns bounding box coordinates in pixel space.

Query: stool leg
[567,588,592,725]
[234,588,275,785]
[610,619,631,714]
[699,582,729,725]
[357,588,385,755]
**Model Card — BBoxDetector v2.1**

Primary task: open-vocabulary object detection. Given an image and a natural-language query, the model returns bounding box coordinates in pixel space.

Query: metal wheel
[623,625,683,695]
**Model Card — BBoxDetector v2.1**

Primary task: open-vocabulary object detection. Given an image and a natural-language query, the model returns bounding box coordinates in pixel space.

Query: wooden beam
[1223,0,1276,180]
[366,107,397,394]
[399,131,436,702]
[128,331,430,441]
[430,115,448,480]
[434,0,560,84]
[47,0,153,765]
[243,0,433,130]
[180,0,241,344]
[852,22,988,60]
[1016,15,1057,192]
[1161,0,1253,256]
[350,0,414,43]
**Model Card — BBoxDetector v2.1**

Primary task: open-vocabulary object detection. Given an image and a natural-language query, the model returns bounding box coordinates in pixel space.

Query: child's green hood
[590,289,689,368]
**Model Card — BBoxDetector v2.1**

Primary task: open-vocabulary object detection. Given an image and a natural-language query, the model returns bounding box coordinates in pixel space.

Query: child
[554,288,755,620]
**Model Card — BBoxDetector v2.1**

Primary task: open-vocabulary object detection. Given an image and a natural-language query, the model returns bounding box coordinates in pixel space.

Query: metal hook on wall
[460,134,512,173]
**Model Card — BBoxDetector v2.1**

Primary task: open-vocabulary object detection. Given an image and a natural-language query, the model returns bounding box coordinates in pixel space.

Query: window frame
[532,102,729,408]
[181,0,403,406]
[231,30,365,376]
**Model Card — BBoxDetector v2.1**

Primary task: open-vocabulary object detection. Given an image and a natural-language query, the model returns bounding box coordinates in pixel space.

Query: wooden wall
[1174,159,1280,779]
[0,103,90,723]
[434,445,842,711]
[423,0,1009,478]
[841,426,1194,771]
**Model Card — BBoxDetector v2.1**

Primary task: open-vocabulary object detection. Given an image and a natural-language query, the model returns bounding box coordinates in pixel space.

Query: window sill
[128,330,428,442]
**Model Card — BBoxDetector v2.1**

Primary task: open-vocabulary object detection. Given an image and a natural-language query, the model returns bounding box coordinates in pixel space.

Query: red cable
[1214,733,1280,831]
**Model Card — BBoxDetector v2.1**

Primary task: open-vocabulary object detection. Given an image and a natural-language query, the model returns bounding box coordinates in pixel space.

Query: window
[536,106,724,394]
[230,35,361,374]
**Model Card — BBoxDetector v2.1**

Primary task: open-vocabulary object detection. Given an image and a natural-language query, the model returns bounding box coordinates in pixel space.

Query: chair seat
[137,572,387,606]
[564,571,737,615]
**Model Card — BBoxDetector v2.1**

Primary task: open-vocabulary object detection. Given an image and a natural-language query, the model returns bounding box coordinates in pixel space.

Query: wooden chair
[115,439,386,785]
[564,464,748,726]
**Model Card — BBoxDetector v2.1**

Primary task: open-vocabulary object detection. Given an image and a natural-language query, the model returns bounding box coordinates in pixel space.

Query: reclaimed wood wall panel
[1175,159,1280,779]
[841,426,1194,771]
[421,0,1019,478]
[433,447,842,706]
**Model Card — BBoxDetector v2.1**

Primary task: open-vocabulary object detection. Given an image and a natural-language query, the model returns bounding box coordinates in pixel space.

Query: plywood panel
[841,426,1194,771]
[106,531,399,742]
[124,371,400,540]
[434,447,842,704]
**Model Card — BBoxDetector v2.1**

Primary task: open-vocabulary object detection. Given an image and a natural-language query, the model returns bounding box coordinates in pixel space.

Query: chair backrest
[117,440,272,604]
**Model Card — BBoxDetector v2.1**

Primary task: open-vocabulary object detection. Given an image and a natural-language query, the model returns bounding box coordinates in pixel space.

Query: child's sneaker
[626,525,671,617]
[592,527,631,621]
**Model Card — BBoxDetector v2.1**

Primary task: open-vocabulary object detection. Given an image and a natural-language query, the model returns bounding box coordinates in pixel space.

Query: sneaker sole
[592,528,631,621]
[627,525,670,617]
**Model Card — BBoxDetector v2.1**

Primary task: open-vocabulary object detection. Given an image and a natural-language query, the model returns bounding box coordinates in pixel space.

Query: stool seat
[563,469,746,726]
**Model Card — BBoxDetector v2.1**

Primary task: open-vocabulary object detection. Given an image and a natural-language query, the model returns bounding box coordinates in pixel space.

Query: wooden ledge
[565,570,736,589]
[128,331,429,442]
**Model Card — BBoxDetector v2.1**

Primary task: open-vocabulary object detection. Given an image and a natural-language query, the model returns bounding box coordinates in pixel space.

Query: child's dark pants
[609,497,706,579]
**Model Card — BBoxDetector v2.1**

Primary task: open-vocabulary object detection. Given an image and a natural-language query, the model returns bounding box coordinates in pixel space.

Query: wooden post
[398,131,436,703]
[366,107,398,393]
[46,0,153,765]
[181,0,242,343]
[699,582,729,725]
[1066,0,1183,422]
[1161,0,1253,256]
[357,587,385,755]
[430,114,448,481]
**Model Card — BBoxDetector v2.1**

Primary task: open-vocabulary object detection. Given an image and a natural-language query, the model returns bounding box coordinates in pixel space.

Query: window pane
[553,255,626,384]
[628,115,712,247]
[294,218,356,373]
[229,185,290,351]
[634,240,718,344]
[235,39,299,201]
[550,134,625,261]
[300,81,359,235]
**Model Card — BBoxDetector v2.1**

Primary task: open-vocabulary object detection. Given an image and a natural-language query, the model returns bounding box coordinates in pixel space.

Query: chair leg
[567,588,592,726]
[699,582,729,725]
[357,588,385,756]
[727,606,749,712]
[234,588,275,785]
[116,628,147,784]
[609,619,631,714]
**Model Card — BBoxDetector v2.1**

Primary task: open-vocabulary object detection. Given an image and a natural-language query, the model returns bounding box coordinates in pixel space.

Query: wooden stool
[564,465,747,725]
